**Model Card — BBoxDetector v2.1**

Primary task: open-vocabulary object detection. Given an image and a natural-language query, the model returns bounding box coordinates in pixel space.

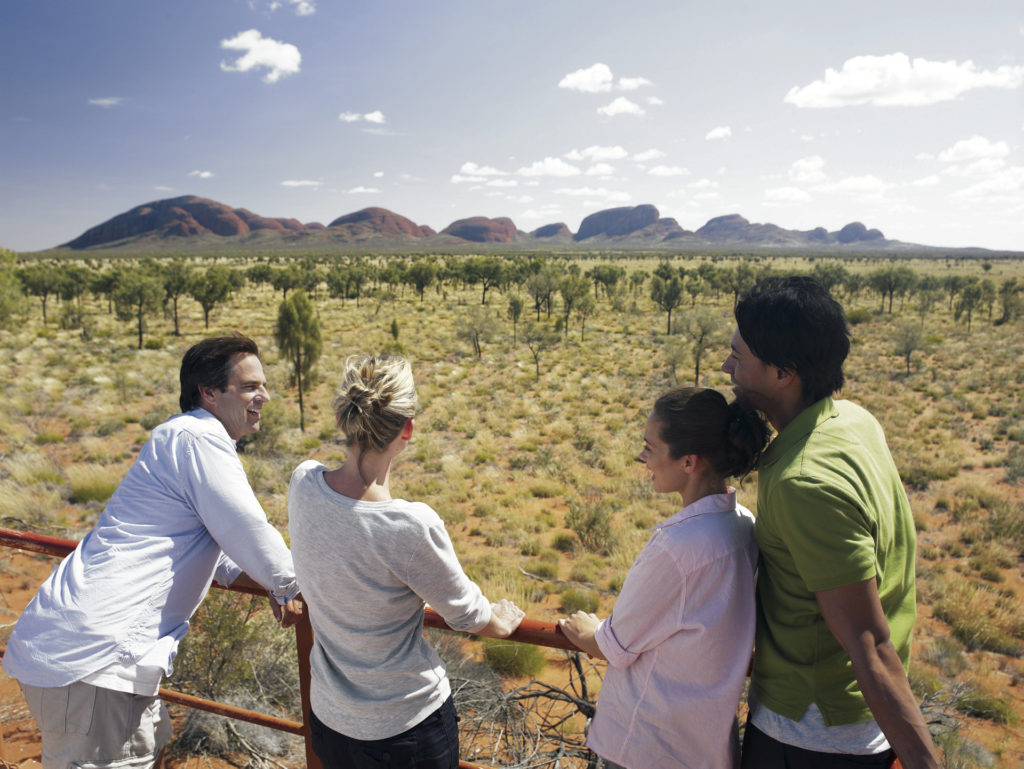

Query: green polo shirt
[751,397,917,726]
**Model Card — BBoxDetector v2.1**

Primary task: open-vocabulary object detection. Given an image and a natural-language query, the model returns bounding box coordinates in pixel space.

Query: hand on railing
[273,596,304,628]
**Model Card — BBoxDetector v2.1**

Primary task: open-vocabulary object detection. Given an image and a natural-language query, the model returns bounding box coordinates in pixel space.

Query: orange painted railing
[0,527,577,769]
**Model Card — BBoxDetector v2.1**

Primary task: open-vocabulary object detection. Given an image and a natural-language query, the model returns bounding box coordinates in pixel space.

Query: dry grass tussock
[0,251,1023,767]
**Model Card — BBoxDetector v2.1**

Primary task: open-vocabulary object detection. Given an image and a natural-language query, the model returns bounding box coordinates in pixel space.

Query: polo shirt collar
[761,396,839,469]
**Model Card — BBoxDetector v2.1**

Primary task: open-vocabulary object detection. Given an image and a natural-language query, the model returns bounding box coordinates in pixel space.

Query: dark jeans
[310,696,459,769]
[741,723,895,769]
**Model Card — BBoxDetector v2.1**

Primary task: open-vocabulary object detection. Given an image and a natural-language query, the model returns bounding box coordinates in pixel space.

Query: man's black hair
[734,275,850,405]
[179,334,260,413]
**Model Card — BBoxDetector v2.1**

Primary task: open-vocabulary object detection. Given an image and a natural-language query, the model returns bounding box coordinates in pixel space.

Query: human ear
[400,418,415,441]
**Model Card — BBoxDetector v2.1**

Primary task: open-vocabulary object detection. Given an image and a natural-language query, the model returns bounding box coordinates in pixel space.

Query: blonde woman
[560,387,769,769]
[288,354,523,769]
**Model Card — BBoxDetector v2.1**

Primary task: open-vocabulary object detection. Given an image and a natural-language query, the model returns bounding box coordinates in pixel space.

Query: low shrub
[482,639,547,678]
[560,587,599,614]
[66,464,122,504]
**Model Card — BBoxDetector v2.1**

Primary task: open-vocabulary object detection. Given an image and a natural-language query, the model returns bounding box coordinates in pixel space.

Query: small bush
[551,533,576,553]
[139,410,166,431]
[846,308,872,325]
[529,480,563,499]
[953,685,1017,725]
[66,464,122,504]
[561,587,599,614]
[1006,445,1024,483]
[482,639,547,678]
[144,337,164,350]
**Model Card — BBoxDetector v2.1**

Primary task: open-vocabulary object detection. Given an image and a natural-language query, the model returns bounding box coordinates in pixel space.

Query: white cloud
[915,152,935,161]
[373,171,384,178]
[450,174,486,184]
[566,145,627,162]
[633,148,665,162]
[820,175,890,194]
[618,76,653,90]
[460,161,506,176]
[586,163,615,176]
[220,29,301,83]
[486,179,518,187]
[647,96,665,106]
[765,186,812,202]
[649,165,689,177]
[347,186,379,194]
[945,157,1008,177]
[785,53,1024,108]
[188,170,214,179]
[153,185,174,192]
[559,63,613,93]
[911,175,941,187]
[517,157,582,177]
[519,206,562,221]
[937,135,1010,162]
[554,186,631,203]
[687,178,719,190]
[952,166,1024,200]
[597,97,644,117]
[288,0,315,15]
[705,126,732,140]
[281,179,322,187]
[339,110,386,124]
[88,97,124,108]
[789,155,827,183]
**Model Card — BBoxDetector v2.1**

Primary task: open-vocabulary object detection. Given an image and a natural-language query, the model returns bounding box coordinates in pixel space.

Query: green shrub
[846,308,872,325]
[551,533,576,553]
[139,410,166,431]
[144,337,164,350]
[953,685,1017,724]
[482,639,547,678]
[565,497,617,555]
[561,587,599,614]
[66,464,123,503]
[1006,445,1024,483]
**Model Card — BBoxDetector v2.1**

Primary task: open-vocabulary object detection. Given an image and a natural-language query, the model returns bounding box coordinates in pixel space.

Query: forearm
[850,640,939,769]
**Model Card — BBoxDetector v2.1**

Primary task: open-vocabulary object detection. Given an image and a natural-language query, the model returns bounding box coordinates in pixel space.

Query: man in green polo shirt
[723,276,938,769]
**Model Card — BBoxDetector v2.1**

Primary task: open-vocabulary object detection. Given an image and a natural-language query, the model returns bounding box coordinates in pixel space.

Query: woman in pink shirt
[560,387,769,769]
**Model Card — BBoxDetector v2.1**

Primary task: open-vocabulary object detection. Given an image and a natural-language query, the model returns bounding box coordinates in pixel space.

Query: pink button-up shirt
[590,491,757,769]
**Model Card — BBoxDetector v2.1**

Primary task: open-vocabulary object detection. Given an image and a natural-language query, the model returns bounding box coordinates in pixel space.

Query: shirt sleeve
[213,551,243,588]
[768,476,877,593]
[181,431,299,604]
[401,513,491,633]
[595,533,685,669]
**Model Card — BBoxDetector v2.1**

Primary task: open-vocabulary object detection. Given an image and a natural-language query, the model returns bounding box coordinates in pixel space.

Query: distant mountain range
[52,194,987,253]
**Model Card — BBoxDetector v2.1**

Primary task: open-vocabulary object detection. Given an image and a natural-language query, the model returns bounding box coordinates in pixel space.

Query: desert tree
[162,259,192,335]
[0,248,25,327]
[980,278,996,320]
[326,264,353,307]
[56,263,93,307]
[526,265,560,320]
[113,269,163,349]
[942,274,965,310]
[893,321,925,376]
[811,262,851,297]
[954,277,982,333]
[507,294,524,346]
[725,261,758,306]
[574,291,596,341]
[521,320,560,380]
[406,260,437,301]
[629,269,647,296]
[683,274,704,306]
[90,267,125,314]
[463,256,505,305]
[274,290,321,432]
[670,309,728,386]
[996,278,1022,325]
[189,265,234,329]
[271,264,302,299]
[867,266,897,312]
[559,274,590,337]
[649,274,684,334]
[915,276,944,327]
[245,262,275,289]
[17,263,60,323]
[456,305,499,359]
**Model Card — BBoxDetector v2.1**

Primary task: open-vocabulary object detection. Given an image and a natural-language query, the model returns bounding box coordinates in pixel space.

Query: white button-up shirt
[2,409,298,690]
[589,491,758,769]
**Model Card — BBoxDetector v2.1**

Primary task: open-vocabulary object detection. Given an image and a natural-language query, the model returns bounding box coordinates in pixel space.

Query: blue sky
[2,0,1023,252]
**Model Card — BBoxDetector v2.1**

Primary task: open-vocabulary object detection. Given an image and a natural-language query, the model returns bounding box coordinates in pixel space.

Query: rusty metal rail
[0,527,579,769]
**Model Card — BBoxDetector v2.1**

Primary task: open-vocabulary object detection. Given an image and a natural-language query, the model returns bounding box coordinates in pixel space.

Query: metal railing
[0,527,580,769]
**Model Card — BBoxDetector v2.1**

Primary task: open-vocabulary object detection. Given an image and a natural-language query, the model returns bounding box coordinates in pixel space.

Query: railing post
[295,607,322,769]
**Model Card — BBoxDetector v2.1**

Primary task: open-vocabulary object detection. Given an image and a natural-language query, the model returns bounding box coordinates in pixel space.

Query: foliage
[112,269,163,348]
[565,494,617,555]
[560,587,599,614]
[274,290,322,432]
[482,638,548,677]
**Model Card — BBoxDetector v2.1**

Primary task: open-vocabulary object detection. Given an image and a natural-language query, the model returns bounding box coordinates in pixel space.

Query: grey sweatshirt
[288,460,491,740]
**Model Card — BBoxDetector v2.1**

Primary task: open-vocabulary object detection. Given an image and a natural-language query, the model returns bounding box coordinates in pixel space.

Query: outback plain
[0,249,1023,769]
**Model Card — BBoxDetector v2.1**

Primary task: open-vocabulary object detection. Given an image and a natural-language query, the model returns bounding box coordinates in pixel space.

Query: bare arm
[473,598,525,639]
[816,579,939,769]
[558,611,607,660]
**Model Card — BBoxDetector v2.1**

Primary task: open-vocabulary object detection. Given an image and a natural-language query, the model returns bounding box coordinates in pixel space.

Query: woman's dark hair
[734,275,850,405]
[652,387,769,478]
[179,334,260,413]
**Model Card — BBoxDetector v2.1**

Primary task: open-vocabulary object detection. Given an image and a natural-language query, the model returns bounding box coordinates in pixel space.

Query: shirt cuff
[594,618,639,669]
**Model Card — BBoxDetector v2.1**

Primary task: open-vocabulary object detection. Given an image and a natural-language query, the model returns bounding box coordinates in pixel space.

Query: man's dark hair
[179,334,260,413]
[734,275,850,404]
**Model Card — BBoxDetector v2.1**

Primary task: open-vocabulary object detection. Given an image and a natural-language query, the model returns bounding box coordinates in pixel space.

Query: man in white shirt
[3,334,302,769]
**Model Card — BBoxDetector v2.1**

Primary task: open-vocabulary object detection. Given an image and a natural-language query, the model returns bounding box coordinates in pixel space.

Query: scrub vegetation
[1,247,1023,766]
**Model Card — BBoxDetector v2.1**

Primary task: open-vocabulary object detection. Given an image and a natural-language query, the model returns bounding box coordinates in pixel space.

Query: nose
[257,385,270,403]
[721,355,732,374]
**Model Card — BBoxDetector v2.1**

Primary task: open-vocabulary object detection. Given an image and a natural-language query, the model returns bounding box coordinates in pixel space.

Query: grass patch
[66,464,123,503]
[482,639,547,678]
